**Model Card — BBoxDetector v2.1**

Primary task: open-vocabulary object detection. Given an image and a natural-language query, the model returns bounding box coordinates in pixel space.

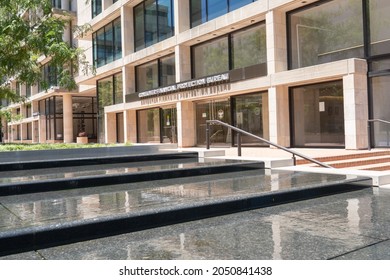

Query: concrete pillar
[268,86,290,147]
[343,74,369,149]
[126,110,137,143]
[175,45,191,83]
[177,101,195,147]
[266,10,287,74]
[122,5,133,56]
[174,0,190,34]
[106,112,117,143]
[63,94,74,143]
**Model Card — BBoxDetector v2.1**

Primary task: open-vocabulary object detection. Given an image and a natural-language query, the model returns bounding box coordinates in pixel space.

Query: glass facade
[190,0,257,27]
[288,0,364,69]
[291,81,345,147]
[134,0,174,51]
[192,23,267,78]
[136,54,175,92]
[92,18,122,68]
[39,97,63,141]
[97,73,123,142]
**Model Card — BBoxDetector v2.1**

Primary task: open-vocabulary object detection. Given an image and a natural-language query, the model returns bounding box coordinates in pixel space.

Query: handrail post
[206,122,210,150]
[292,154,296,166]
[237,132,241,157]
[367,121,371,151]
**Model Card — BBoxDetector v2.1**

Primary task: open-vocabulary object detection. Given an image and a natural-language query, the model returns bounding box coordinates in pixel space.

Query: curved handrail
[206,120,333,168]
[367,119,390,150]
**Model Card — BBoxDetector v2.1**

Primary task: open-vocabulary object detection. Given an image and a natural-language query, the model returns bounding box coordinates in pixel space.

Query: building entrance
[196,99,231,146]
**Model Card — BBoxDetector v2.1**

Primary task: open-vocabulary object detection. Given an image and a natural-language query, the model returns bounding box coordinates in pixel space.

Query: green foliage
[0,0,93,99]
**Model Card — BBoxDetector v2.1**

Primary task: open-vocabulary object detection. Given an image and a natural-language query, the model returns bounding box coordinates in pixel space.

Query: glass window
[191,0,206,27]
[371,76,390,147]
[113,18,122,60]
[158,0,174,41]
[136,54,175,92]
[231,24,266,69]
[229,0,254,11]
[105,23,114,64]
[190,0,256,27]
[193,37,229,78]
[160,55,176,87]
[134,0,174,51]
[134,4,145,52]
[96,28,106,68]
[92,18,122,68]
[114,73,123,104]
[136,61,159,92]
[291,81,345,147]
[145,0,158,47]
[207,0,227,21]
[369,0,390,56]
[288,0,364,69]
[92,0,102,18]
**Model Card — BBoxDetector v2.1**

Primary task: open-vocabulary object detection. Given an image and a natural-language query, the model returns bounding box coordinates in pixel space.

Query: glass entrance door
[196,99,231,146]
[161,107,177,143]
[232,92,269,146]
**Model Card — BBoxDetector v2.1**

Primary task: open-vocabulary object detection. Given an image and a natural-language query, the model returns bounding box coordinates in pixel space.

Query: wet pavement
[2,187,389,260]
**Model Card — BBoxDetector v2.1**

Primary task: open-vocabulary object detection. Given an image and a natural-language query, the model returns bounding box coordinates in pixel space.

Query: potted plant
[77,131,88,144]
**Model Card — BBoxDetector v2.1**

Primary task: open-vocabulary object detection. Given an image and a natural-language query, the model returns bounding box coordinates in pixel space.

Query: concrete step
[0,169,371,256]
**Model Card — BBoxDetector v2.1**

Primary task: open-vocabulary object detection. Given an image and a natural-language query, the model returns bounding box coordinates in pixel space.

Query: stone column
[175,45,191,83]
[343,73,369,149]
[122,5,133,56]
[177,101,195,147]
[174,0,190,34]
[268,86,290,147]
[124,110,137,143]
[266,10,288,74]
[63,94,74,143]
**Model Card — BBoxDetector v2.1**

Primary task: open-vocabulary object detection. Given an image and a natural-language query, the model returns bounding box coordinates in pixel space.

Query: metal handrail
[367,119,390,150]
[206,120,333,168]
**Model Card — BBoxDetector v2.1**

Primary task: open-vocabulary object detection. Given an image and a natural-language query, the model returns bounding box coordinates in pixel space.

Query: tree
[0,0,92,102]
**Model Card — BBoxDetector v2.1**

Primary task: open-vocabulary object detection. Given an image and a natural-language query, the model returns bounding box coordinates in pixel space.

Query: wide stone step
[0,169,371,256]
[0,151,198,171]
[0,158,264,196]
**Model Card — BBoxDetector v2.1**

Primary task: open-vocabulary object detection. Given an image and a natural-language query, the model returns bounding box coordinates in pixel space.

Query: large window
[38,64,59,93]
[190,0,257,27]
[97,73,123,142]
[192,24,266,78]
[288,0,364,69]
[136,54,176,92]
[92,0,102,18]
[92,18,122,68]
[369,0,390,56]
[291,81,345,147]
[134,0,174,51]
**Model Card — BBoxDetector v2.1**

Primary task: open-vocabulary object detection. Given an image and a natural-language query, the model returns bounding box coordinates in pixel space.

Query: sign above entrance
[138,73,230,98]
